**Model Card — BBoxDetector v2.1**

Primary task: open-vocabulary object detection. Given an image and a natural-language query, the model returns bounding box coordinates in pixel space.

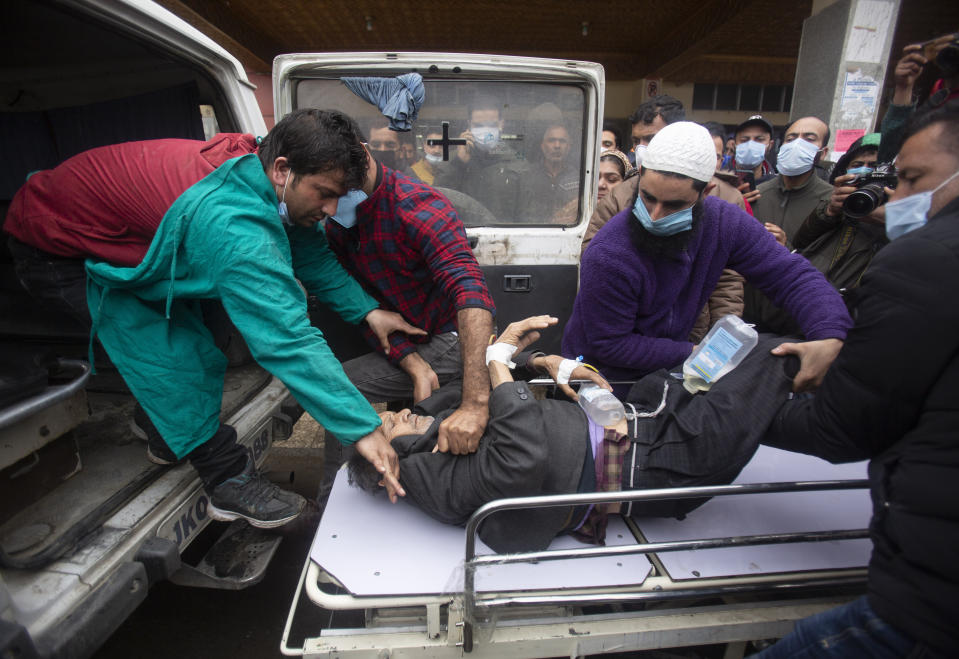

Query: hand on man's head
[354,428,405,503]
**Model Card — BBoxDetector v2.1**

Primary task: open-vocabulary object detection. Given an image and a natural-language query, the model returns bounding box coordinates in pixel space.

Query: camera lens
[843,183,887,218]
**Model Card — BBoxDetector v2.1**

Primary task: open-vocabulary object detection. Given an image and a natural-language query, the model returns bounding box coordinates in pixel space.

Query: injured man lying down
[348,316,799,554]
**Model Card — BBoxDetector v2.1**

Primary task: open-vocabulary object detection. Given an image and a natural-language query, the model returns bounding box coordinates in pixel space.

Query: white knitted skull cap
[642,121,716,183]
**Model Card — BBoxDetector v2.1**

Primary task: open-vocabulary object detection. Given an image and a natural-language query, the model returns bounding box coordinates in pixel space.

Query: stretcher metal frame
[281,478,869,658]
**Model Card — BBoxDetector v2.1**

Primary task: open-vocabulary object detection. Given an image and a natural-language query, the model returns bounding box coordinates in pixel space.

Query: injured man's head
[348,409,435,494]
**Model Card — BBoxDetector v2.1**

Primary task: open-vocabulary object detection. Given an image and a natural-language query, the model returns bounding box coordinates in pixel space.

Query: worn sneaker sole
[131,419,183,465]
[146,445,181,466]
[207,501,305,529]
[129,419,148,442]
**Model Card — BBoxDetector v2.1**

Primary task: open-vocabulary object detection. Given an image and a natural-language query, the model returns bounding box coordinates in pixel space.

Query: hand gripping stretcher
[281,445,871,658]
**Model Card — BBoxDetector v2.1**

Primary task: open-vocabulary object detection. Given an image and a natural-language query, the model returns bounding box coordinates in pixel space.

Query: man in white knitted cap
[563,121,852,395]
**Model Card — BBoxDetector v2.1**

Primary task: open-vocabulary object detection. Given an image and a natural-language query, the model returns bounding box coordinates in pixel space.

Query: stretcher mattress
[310,445,870,598]
[310,470,653,596]
[636,446,871,579]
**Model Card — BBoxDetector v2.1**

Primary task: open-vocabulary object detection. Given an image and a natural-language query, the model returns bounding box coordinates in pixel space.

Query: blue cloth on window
[340,73,424,131]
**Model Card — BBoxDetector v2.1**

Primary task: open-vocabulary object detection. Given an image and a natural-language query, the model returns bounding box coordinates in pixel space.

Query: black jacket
[766,196,959,654]
[397,381,588,554]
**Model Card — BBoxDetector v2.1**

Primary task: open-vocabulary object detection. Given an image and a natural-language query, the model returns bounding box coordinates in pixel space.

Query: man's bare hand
[771,338,843,393]
[436,404,488,455]
[826,174,858,217]
[534,354,613,401]
[457,130,474,164]
[353,429,405,503]
[894,44,927,90]
[739,186,761,205]
[494,315,558,351]
[364,309,427,354]
[863,193,892,226]
[764,223,787,246]
[397,352,439,403]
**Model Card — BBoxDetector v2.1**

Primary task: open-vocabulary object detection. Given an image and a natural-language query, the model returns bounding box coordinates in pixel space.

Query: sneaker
[209,457,306,529]
[130,404,183,466]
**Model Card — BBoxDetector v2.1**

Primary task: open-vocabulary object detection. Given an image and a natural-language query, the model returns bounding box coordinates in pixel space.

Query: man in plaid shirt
[322,114,496,462]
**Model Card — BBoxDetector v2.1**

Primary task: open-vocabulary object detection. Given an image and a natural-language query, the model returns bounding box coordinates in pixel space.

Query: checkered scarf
[572,427,631,545]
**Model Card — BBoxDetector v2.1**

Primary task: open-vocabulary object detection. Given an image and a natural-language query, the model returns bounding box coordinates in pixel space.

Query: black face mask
[371,148,398,170]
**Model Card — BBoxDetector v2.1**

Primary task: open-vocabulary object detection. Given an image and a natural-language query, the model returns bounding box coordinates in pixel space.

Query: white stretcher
[281,445,871,658]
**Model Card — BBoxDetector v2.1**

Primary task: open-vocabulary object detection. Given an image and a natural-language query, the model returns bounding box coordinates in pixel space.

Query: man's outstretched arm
[436,307,494,454]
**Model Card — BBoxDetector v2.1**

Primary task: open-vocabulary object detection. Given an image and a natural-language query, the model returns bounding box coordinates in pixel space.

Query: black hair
[364,116,393,139]
[640,166,708,193]
[347,451,384,494]
[600,152,627,178]
[831,144,879,182]
[701,121,727,141]
[467,94,502,122]
[629,95,685,127]
[901,100,959,154]
[602,120,623,149]
[258,108,368,190]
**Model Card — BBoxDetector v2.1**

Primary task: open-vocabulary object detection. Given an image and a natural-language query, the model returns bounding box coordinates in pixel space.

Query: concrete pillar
[791,0,901,159]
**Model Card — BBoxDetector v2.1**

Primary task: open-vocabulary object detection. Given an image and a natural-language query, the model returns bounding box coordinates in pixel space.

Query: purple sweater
[562,197,852,383]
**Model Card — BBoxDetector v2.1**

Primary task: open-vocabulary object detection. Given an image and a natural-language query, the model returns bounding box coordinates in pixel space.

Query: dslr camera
[843,163,898,219]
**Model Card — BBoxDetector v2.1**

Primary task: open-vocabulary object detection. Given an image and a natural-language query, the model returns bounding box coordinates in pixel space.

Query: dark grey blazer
[394,381,588,553]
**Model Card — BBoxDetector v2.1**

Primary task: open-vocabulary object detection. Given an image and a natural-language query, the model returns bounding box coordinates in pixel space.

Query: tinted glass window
[739,85,761,111]
[296,79,587,227]
[692,83,714,110]
[762,85,784,112]
[715,84,738,110]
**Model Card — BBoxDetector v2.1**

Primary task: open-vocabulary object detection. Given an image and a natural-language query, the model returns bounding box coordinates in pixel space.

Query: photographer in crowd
[745,133,893,335]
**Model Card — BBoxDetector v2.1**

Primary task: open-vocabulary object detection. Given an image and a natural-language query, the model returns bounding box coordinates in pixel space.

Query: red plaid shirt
[325,164,495,363]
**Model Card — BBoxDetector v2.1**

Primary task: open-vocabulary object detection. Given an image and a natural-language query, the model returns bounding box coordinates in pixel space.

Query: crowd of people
[3,32,958,658]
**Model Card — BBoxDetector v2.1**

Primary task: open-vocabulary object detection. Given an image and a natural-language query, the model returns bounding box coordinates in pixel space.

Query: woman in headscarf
[596,149,633,203]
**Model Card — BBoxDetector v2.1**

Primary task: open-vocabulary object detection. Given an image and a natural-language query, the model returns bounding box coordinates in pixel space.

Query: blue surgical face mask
[777,139,821,176]
[471,125,500,151]
[735,140,767,169]
[885,169,959,241]
[277,171,292,225]
[329,189,369,229]
[845,166,874,177]
[633,190,695,236]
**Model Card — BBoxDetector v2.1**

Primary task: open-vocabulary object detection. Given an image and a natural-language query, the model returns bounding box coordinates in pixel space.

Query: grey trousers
[320,332,463,500]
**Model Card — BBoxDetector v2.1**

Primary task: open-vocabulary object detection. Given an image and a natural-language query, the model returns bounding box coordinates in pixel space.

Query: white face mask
[776,139,820,176]
[424,152,443,164]
[735,140,767,169]
[471,125,500,151]
[885,169,959,241]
